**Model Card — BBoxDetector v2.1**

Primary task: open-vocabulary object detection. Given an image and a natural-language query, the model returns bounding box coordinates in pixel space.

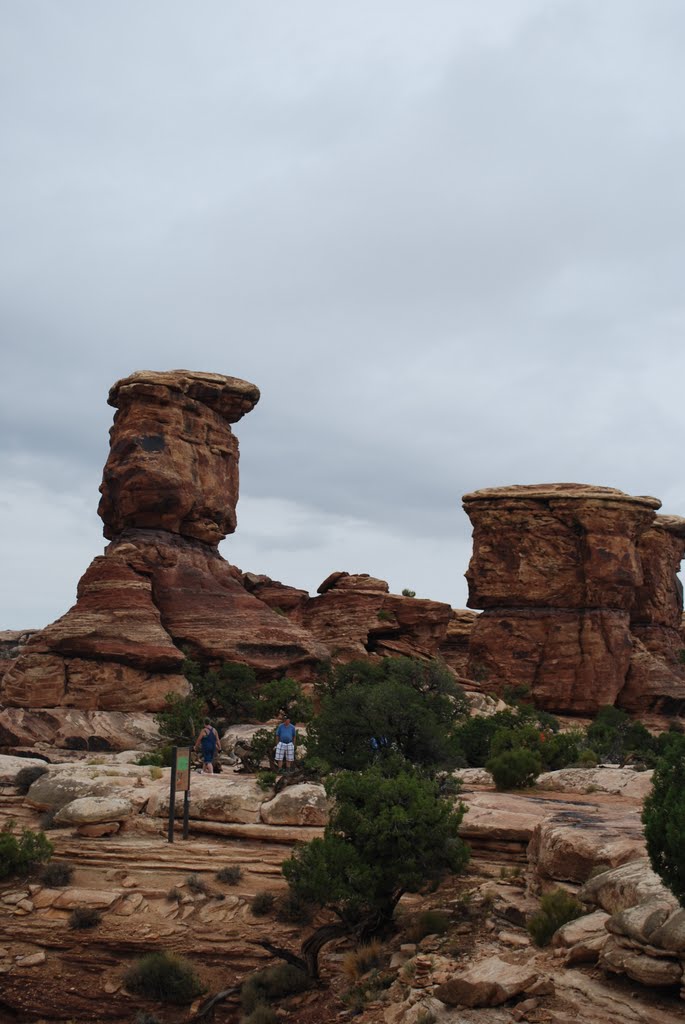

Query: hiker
[194,718,221,775]
[274,714,296,772]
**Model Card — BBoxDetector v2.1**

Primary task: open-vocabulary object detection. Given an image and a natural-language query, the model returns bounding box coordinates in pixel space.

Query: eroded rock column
[1,370,328,738]
[463,483,660,714]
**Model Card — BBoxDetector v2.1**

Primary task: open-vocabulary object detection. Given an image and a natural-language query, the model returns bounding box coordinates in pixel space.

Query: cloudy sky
[2,0,685,629]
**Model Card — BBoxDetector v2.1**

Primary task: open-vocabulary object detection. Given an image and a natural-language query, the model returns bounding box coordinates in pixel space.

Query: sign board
[175,747,191,792]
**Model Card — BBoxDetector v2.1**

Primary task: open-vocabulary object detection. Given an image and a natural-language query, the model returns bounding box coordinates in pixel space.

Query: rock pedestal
[1,371,327,741]
[463,484,663,714]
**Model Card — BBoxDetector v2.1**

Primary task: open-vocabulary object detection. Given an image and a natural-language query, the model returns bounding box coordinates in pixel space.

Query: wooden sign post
[168,746,192,843]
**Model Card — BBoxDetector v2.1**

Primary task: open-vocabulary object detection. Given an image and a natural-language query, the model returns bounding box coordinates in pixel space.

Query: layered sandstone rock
[1,371,327,737]
[300,571,454,662]
[462,483,680,715]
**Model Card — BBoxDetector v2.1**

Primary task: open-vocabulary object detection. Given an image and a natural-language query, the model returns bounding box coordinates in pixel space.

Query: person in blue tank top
[274,715,297,772]
[194,718,221,775]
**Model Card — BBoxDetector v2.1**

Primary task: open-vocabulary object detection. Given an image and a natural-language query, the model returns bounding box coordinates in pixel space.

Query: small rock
[2,892,29,905]
[498,929,530,947]
[512,997,540,1021]
[15,951,46,967]
[16,899,33,913]
[77,821,121,837]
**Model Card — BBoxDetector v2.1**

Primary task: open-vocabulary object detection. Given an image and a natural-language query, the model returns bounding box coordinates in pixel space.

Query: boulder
[0,755,47,786]
[54,796,133,825]
[536,768,653,800]
[146,776,264,824]
[434,956,541,1007]
[260,783,330,826]
[528,805,646,885]
[578,859,675,916]
[600,935,682,987]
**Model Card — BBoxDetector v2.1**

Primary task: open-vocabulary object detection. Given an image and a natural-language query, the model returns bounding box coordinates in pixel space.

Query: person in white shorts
[274,715,296,772]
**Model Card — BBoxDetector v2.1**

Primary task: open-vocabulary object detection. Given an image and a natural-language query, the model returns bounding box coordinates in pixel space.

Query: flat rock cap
[462,482,661,510]
[108,369,260,423]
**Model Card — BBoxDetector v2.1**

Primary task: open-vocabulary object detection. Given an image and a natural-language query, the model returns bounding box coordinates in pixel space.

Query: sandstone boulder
[260,783,330,826]
[528,805,646,885]
[600,935,682,987]
[553,909,610,964]
[535,767,653,800]
[434,956,541,1007]
[147,776,264,823]
[578,859,674,916]
[54,796,133,825]
[0,755,48,786]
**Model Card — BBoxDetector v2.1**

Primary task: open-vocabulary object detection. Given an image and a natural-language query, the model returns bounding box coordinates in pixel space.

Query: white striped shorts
[275,741,295,760]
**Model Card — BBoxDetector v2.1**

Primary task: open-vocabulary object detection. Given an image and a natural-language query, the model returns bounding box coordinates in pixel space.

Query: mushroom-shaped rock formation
[461,483,685,715]
[1,371,328,745]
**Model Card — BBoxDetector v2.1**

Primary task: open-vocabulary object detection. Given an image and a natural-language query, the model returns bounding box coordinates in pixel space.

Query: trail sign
[168,746,192,843]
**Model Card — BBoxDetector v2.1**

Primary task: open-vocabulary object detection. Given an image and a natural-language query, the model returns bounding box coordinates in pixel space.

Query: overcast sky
[2,0,685,630]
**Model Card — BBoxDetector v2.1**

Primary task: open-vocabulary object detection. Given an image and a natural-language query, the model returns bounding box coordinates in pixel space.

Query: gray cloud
[2,0,685,628]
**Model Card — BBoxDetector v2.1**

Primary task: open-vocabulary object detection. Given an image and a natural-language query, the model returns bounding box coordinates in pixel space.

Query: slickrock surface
[2,753,681,1024]
[463,483,685,715]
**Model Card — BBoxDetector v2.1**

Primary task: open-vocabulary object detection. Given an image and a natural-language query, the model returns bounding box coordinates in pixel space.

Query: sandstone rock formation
[463,483,685,716]
[242,568,465,664]
[1,371,328,743]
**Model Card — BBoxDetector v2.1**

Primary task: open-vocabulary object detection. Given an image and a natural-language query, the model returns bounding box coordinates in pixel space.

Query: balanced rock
[1,371,328,741]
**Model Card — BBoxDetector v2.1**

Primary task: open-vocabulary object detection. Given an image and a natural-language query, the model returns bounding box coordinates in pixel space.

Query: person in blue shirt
[194,718,221,775]
[274,715,297,772]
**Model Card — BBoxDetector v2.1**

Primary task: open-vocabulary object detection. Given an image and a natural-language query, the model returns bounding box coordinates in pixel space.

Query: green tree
[155,691,207,747]
[283,758,469,933]
[0,821,53,880]
[307,657,467,772]
[642,737,685,904]
[587,706,657,765]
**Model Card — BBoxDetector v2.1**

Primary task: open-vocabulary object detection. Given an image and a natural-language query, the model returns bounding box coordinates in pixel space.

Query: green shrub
[276,890,313,924]
[643,737,685,904]
[241,964,310,1014]
[241,729,278,772]
[124,951,205,1004]
[69,907,102,929]
[587,705,658,765]
[527,889,583,946]
[401,589,416,598]
[216,865,242,885]
[135,746,174,768]
[155,692,207,747]
[14,764,48,794]
[39,861,73,887]
[283,759,469,932]
[257,771,277,791]
[0,821,53,879]
[186,873,209,894]
[251,891,276,916]
[377,609,394,622]
[486,748,542,790]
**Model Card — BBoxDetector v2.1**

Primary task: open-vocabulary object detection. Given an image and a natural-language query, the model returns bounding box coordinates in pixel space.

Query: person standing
[195,718,221,774]
[275,715,296,772]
